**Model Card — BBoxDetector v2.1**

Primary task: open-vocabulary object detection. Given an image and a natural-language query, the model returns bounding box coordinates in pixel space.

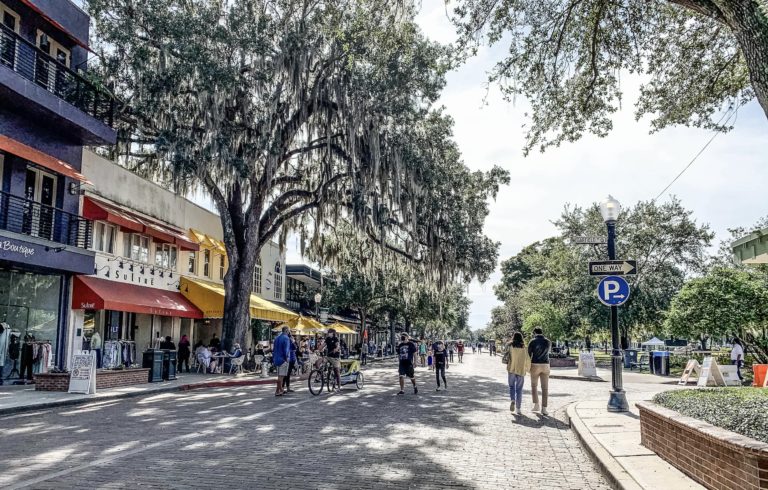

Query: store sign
[1,240,35,257]
[68,351,97,395]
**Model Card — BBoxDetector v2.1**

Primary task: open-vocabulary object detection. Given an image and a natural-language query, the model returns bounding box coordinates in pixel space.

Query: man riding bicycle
[324,327,342,392]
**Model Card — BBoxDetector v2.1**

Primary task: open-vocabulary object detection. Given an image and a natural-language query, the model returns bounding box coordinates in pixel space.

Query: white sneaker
[532,403,541,412]
[541,407,548,416]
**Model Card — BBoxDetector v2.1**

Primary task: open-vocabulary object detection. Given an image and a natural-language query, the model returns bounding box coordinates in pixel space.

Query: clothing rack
[101,340,137,369]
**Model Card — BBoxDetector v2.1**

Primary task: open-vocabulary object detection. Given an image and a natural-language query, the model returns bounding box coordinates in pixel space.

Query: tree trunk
[220,223,260,352]
[717,0,768,119]
[389,313,396,354]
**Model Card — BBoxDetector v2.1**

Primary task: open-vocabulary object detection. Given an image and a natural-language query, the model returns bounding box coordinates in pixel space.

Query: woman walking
[506,332,530,414]
[177,335,191,373]
[731,337,745,381]
[434,341,449,391]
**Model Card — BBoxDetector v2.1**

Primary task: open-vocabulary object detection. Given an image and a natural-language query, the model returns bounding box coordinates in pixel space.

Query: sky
[406,3,768,330]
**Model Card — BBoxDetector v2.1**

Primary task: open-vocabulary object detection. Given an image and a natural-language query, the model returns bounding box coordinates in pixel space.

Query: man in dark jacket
[527,327,551,415]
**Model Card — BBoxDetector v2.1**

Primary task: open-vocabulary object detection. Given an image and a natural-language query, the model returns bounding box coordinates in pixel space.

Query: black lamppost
[600,195,629,413]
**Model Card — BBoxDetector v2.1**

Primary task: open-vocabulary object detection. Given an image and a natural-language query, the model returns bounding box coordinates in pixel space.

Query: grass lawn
[653,388,768,444]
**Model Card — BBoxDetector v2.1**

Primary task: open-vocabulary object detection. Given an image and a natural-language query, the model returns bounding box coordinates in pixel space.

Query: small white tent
[641,337,666,350]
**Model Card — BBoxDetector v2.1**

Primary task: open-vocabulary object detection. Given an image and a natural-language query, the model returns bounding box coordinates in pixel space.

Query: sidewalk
[567,388,704,490]
[0,372,275,416]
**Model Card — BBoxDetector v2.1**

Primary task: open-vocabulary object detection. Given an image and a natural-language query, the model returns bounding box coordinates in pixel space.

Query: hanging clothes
[0,323,9,367]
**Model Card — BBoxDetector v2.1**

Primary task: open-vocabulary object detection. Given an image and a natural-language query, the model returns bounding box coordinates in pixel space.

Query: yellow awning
[189,228,227,255]
[327,322,358,335]
[180,277,297,322]
[273,316,326,334]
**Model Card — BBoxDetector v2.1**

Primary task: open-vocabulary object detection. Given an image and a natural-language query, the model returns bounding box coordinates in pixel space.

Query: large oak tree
[88,0,491,347]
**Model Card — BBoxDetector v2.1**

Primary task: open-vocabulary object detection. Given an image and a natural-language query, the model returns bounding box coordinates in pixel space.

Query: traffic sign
[597,276,630,306]
[573,236,607,245]
[589,260,637,276]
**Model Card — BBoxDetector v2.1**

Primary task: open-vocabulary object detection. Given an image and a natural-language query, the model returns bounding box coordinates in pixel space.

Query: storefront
[71,276,202,368]
[180,276,297,349]
[0,231,95,378]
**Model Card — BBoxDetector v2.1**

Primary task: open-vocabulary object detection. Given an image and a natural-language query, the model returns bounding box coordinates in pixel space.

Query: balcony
[0,190,92,249]
[0,24,116,144]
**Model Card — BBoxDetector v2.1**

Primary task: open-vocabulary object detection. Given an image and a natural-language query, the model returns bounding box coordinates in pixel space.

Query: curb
[566,403,642,490]
[550,374,606,382]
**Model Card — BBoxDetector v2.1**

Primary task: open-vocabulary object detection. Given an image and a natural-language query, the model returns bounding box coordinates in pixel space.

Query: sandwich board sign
[697,356,727,387]
[68,351,97,395]
[678,359,701,385]
[578,351,597,377]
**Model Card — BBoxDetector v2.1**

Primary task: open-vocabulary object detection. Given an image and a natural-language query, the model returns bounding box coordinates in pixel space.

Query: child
[427,348,434,370]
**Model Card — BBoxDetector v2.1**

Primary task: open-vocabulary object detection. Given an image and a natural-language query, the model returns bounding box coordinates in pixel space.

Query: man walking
[273,326,291,397]
[434,341,449,391]
[396,334,418,395]
[528,327,551,415]
[457,340,464,363]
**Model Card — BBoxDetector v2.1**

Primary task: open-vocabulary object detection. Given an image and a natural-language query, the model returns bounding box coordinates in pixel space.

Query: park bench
[630,353,649,372]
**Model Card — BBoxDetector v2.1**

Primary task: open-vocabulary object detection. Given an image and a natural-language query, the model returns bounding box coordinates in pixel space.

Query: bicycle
[308,356,364,395]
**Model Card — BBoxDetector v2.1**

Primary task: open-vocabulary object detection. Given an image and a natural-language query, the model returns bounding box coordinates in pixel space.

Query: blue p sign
[597,276,630,306]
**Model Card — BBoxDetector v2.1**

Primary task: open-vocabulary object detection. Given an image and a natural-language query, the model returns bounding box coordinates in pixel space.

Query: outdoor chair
[196,354,210,374]
[630,353,649,372]
[229,355,245,375]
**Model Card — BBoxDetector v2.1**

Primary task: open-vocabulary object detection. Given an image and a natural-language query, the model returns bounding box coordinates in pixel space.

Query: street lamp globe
[599,195,621,223]
[314,292,322,304]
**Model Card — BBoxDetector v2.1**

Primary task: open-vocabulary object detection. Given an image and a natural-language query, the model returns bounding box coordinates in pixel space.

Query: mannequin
[0,323,8,385]
[91,331,103,368]
[6,333,20,379]
[20,334,33,381]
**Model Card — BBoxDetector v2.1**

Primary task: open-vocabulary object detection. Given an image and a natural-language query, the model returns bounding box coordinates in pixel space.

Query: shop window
[93,222,117,254]
[188,251,197,274]
[124,234,150,263]
[203,249,211,278]
[219,254,225,280]
[274,262,283,300]
[252,258,262,294]
[155,243,177,270]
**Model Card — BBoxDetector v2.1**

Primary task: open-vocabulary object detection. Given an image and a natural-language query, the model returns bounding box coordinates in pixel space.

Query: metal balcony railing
[0,190,93,248]
[0,24,115,127]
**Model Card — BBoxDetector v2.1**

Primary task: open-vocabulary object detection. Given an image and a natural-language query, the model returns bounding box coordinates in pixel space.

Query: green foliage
[489,198,713,343]
[451,0,768,155]
[653,388,768,444]
[664,268,768,347]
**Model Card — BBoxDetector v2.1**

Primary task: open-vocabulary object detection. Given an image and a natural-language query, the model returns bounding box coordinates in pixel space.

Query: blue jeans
[508,373,524,408]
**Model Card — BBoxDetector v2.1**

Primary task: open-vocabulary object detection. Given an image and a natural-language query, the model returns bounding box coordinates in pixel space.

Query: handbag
[501,351,510,364]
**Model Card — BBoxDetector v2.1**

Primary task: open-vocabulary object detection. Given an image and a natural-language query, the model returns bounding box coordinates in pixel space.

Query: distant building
[732,226,768,265]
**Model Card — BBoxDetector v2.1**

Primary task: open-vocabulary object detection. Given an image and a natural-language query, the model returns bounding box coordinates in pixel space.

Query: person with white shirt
[730,338,745,381]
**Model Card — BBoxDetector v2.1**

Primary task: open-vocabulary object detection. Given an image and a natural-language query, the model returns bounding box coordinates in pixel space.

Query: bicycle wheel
[355,372,364,390]
[308,369,324,396]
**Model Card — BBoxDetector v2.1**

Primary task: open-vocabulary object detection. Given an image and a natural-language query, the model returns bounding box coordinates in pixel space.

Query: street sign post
[573,236,607,245]
[589,260,636,276]
[596,276,631,306]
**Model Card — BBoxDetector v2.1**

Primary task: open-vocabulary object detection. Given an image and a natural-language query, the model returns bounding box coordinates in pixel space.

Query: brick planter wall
[550,357,576,368]
[34,369,151,392]
[638,401,768,490]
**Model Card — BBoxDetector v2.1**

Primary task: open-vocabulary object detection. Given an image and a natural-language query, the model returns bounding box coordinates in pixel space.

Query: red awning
[82,197,199,251]
[82,197,143,232]
[72,276,203,319]
[0,135,89,182]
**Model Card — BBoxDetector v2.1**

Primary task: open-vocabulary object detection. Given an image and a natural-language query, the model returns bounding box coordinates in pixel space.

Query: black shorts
[398,360,415,378]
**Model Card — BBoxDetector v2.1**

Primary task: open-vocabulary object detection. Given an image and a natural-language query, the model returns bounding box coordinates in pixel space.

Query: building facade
[0,0,115,375]
[67,151,288,367]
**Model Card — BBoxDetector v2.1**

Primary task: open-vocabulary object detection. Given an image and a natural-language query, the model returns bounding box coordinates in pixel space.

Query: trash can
[624,349,638,369]
[648,351,657,375]
[652,351,670,376]
[162,350,177,381]
[142,350,164,383]
[753,364,768,387]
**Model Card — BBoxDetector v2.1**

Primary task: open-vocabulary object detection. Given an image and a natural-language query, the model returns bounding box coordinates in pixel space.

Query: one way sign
[588,260,637,276]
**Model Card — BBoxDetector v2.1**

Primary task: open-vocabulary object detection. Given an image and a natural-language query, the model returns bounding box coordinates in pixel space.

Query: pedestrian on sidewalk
[282,334,298,393]
[177,334,191,373]
[506,332,530,414]
[730,337,745,381]
[457,340,464,363]
[434,341,449,391]
[427,346,434,371]
[273,326,291,397]
[528,327,551,415]
[448,342,455,363]
[397,334,418,395]
[418,340,427,367]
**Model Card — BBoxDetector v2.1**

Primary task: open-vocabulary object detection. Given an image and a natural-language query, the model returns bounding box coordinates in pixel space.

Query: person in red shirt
[456,341,465,363]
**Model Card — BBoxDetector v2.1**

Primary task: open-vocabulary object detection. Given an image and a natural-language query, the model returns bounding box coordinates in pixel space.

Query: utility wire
[653,109,738,202]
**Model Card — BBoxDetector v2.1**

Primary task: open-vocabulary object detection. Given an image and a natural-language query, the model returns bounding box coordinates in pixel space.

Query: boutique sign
[0,231,95,274]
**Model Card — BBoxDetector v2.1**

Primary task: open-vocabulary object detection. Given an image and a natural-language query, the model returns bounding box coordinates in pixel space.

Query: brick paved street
[0,353,674,490]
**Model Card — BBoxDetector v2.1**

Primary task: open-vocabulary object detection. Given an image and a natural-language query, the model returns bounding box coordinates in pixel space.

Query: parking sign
[596,276,630,306]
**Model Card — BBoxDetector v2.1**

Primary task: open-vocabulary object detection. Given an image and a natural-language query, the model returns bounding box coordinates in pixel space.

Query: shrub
[653,388,768,444]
